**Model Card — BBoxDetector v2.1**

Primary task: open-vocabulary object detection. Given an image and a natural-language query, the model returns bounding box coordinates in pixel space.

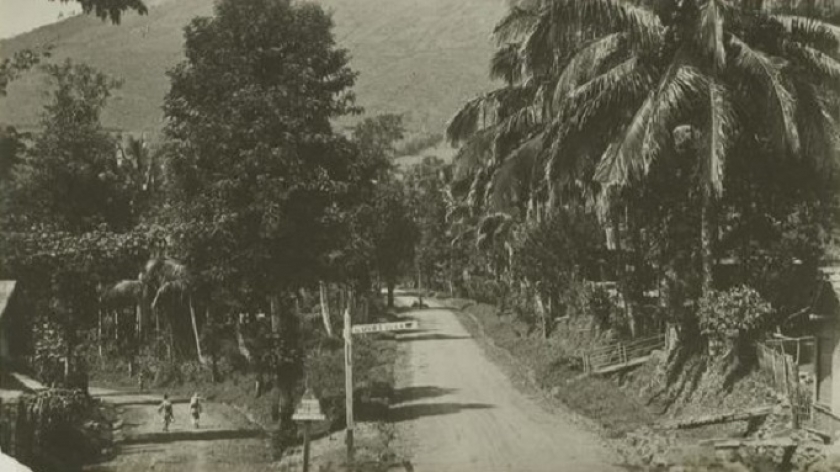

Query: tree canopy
[162,0,360,305]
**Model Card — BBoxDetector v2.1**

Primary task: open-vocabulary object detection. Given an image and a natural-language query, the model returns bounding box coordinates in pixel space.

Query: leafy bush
[698,285,773,340]
[10,389,109,472]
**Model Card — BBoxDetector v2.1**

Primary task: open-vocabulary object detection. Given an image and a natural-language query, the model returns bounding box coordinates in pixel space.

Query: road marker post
[343,309,419,465]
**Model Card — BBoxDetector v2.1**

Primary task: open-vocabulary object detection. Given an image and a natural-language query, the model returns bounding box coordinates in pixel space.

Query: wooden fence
[581,334,666,374]
[757,342,800,397]
[756,338,818,427]
[0,399,36,466]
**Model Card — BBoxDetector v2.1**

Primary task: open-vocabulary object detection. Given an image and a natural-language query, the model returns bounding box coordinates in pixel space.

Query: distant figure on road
[158,394,174,432]
[137,368,146,392]
[190,392,203,429]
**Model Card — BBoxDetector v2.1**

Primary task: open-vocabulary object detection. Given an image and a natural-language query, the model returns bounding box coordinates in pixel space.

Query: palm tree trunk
[270,294,281,333]
[534,289,549,340]
[319,281,334,336]
[612,211,636,337]
[701,194,715,297]
[235,314,252,362]
[188,296,204,363]
[135,304,142,341]
[97,308,103,361]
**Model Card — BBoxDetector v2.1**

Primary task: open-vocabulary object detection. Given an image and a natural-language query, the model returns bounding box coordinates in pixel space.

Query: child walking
[158,394,174,432]
[190,392,203,429]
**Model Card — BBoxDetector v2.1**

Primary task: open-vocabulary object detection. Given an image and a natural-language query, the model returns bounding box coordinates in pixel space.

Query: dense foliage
[436,0,840,355]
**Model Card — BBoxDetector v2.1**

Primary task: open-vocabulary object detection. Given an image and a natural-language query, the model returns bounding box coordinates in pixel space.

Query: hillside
[0,0,505,138]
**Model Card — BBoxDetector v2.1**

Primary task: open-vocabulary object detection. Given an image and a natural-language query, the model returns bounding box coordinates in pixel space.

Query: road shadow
[393,386,457,404]
[398,332,471,342]
[123,428,263,445]
[389,402,494,423]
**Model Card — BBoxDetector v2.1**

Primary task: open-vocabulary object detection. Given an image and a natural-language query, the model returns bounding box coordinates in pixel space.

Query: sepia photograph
[0,0,839,471]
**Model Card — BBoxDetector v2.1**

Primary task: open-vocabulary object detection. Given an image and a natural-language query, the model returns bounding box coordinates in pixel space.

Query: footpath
[84,388,273,472]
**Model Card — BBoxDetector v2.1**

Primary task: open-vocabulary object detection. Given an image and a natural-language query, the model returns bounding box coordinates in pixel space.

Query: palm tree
[143,257,205,363]
[448,0,840,298]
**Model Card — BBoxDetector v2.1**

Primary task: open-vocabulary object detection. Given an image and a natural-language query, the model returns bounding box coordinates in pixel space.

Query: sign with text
[350,321,418,335]
[293,391,326,422]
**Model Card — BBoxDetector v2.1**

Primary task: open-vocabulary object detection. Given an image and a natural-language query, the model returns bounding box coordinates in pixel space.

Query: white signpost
[293,388,325,472]
[344,309,418,463]
[350,320,418,335]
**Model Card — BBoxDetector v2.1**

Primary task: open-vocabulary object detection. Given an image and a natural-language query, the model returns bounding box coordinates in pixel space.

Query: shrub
[698,285,772,340]
[11,389,109,472]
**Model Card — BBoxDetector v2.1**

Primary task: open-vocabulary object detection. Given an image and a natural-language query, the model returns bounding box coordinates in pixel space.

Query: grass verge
[445,299,655,438]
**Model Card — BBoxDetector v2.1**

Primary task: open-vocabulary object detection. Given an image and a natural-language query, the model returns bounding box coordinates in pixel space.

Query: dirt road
[85,389,272,472]
[392,297,621,472]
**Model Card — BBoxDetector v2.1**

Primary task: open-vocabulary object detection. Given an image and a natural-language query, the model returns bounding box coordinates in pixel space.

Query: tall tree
[161,0,358,433]
[4,60,133,232]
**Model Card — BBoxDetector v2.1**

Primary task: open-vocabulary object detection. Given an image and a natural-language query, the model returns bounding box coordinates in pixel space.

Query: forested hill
[0,0,504,136]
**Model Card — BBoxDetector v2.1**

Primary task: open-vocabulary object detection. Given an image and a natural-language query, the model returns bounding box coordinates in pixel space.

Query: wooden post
[98,308,103,361]
[302,423,311,472]
[343,308,354,464]
[783,353,791,397]
[814,337,820,405]
[796,341,801,365]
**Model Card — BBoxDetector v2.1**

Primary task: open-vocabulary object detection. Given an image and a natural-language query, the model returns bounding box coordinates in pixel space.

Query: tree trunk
[97,308,103,361]
[613,210,637,338]
[534,290,549,340]
[270,294,281,333]
[319,281,334,336]
[416,260,422,290]
[235,315,252,362]
[387,280,395,308]
[700,195,715,298]
[188,296,204,363]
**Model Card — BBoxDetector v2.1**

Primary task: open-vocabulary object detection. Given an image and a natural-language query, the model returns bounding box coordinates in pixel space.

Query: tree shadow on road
[389,402,494,422]
[397,331,471,342]
[123,428,264,445]
[393,386,458,404]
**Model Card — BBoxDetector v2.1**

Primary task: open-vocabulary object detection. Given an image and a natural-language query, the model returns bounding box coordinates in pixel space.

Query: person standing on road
[158,394,174,432]
[189,392,203,429]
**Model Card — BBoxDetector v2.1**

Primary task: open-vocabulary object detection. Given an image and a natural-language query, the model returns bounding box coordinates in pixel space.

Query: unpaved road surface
[392,296,621,472]
[85,389,272,472]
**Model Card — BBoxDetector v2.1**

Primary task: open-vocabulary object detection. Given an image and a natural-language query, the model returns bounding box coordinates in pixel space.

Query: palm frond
[699,0,726,70]
[545,0,663,51]
[468,165,494,213]
[452,129,495,181]
[446,98,484,145]
[594,59,705,186]
[494,4,541,45]
[491,43,525,85]
[729,35,800,155]
[551,33,625,111]
[786,44,840,91]
[643,64,706,164]
[488,133,545,211]
[795,81,840,169]
[773,15,840,54]
[562,57,652,130]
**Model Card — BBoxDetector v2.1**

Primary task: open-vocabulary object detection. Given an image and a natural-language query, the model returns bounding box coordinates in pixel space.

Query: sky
[0,0,79,39]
